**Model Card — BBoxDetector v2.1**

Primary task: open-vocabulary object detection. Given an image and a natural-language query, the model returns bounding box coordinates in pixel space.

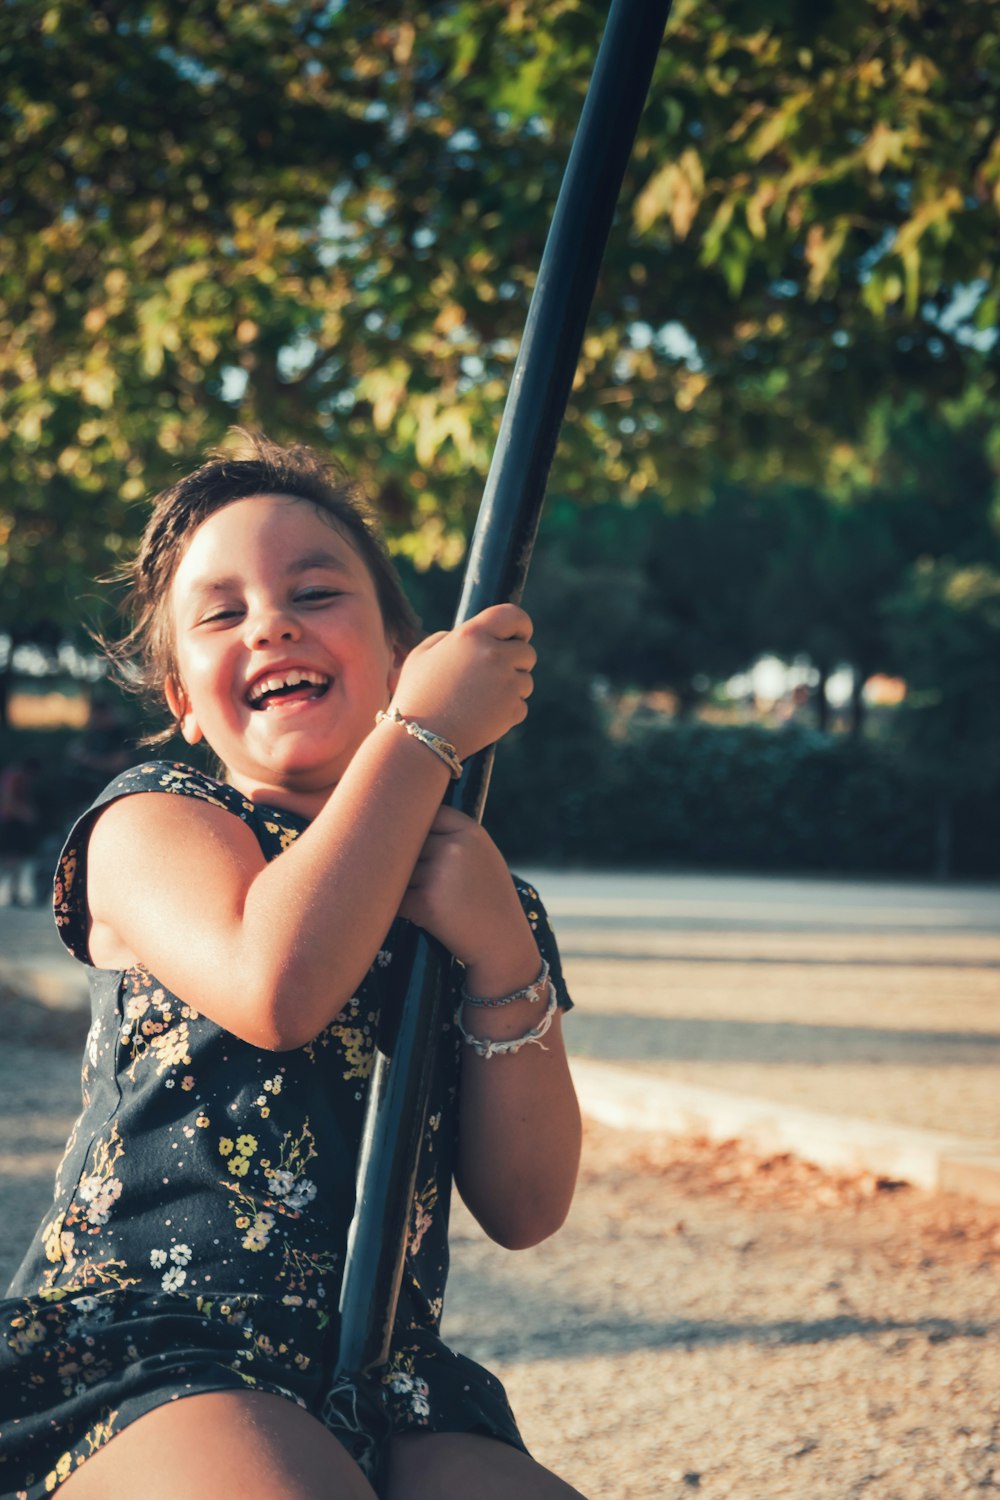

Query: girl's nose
[245,605,301,648]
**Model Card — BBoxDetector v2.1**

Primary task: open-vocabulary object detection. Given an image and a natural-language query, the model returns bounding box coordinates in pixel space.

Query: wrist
[458,949,552,1042]
[459,935,543,1005]
[387,696,466,759]
[458,984,556,1043]
[375,707,462,779]
[455,981,558,1058]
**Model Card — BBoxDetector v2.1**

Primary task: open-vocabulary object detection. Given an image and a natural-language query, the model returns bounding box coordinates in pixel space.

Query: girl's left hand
[401,808,582,1252]
[398,806,533,973]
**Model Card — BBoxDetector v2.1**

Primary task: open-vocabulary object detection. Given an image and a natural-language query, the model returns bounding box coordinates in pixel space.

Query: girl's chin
[245,713,352,758]
[229,739,355,792]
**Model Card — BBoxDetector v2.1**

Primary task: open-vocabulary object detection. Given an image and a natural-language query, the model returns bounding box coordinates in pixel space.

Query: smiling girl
[0,434,584,1500]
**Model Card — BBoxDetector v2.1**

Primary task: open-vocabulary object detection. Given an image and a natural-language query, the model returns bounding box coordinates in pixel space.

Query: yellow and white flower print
[408,1182,436,1257]
[302,995,376,1080]
[44,1448,75,1492]
[383,1353,431,1422]
[218,1132,258,1178]
[63,1125,125,1238]
[263,819,301,853]
[78,1172,123,1227]
[242,1212,275,1252]
[7,1315,47,1355]
[150,1242,193,1293]
[268,1169,317,1212]
[119,973,193,1078]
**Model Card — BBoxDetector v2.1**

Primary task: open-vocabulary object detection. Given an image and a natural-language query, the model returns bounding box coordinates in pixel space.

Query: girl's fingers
[469,603,533,641]
[392,608,536,759]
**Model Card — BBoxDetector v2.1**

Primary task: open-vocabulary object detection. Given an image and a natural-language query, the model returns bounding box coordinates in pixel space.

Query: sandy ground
[446,1126,1000,1499]
[559,929,1000,1143]
[2,1005,997,1500]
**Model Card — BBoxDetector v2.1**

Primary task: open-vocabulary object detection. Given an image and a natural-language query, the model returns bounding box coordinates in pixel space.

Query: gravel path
[2,1013,997,1500]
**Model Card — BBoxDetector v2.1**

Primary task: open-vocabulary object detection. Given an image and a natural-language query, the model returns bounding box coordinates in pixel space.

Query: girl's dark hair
[106,431,421,746]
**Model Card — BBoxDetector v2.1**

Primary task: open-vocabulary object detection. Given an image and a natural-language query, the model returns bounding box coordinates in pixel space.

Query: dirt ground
[445,1125,1000,1500]
[1,1000,998,1500]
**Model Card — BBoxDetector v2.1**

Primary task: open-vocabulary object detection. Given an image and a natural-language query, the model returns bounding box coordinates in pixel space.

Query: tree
[2,0,998,724]
[884,558,1000,873]
[517,491,775,718]
[2,1,998,612]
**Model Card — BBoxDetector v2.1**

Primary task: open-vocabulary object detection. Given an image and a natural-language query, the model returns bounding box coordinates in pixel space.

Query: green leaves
[0,0,998,652]
[885,559,1000,793]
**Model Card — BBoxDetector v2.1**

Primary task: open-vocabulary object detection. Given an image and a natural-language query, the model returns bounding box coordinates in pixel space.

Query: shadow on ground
[569,1013,999,1067]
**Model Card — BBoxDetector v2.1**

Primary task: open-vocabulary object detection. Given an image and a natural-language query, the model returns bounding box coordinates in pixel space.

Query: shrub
[487,717,999,877]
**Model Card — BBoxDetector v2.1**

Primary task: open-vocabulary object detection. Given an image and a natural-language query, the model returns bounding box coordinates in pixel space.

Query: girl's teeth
[248,672,329,708]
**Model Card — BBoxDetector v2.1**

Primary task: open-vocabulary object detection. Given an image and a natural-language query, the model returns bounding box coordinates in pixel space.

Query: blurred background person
[0,756,40,906]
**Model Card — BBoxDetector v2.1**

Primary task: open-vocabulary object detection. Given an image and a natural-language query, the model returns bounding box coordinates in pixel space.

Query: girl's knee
[385,1430,588,1500]
[56,1390,379,1500]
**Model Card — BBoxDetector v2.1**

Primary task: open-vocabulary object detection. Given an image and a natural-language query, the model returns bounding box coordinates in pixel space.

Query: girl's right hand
[390,603,535,758]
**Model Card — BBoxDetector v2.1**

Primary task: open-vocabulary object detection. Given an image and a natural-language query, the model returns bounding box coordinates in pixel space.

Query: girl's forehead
[172,494,362,587]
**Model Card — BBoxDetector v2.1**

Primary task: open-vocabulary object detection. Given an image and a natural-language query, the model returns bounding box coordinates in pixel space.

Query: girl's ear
[165,676,204,746]
[386,640,408,698]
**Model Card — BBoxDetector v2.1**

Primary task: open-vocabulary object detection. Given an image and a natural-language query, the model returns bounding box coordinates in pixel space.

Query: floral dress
[0,762,573,1499]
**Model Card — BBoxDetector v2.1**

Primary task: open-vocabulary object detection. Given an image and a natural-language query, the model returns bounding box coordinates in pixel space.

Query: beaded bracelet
[460,957,550,1009]
[454,982,558,1060]
[375,706,463,779]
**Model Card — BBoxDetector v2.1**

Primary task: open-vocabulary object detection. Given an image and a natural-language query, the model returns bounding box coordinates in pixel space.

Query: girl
[0,435,584,1500]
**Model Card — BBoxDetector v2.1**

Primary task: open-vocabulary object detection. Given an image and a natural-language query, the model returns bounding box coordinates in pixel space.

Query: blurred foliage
[1,0,999,645]
[517,393,998,713]
[885,558,1000,791]
[499,393,999,874]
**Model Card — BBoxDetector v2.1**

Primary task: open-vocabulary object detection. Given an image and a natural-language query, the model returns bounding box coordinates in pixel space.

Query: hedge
[485,719,1000,878]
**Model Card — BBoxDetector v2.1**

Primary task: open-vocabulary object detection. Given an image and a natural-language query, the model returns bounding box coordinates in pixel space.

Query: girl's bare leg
[56,1390,379,1500]
[386,1431,588,1500]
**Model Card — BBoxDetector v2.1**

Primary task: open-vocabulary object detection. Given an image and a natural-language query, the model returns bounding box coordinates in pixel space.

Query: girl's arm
[456,988,582,1250]
[399,809,582,1249]
[86,607,534,1051]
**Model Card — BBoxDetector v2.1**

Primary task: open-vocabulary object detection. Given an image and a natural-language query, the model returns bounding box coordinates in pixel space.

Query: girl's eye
[201,608,243,625]
[296,588,342,604]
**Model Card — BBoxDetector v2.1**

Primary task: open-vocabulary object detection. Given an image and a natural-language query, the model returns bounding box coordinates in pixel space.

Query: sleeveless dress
[0,762,573,1499]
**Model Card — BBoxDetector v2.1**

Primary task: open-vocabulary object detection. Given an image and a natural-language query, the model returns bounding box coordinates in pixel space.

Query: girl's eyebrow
[286,548,354,577]
[187,550,353,602]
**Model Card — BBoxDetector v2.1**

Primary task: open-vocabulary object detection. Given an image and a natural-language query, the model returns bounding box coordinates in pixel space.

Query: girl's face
[166,494,405,815]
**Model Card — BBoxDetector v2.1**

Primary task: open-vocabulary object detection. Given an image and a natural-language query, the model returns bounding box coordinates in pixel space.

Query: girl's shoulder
[84,759,256,821]
[52,760,305,962]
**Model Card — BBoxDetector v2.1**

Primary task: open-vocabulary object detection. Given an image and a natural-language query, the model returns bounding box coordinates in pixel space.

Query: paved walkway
[527,871,1000,1200]
[2,868,999,1201]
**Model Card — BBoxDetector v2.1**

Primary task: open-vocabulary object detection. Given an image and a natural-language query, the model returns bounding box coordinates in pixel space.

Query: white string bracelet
[454,981,558,1060]
[460,957,550,1009]
[375,707,463,779]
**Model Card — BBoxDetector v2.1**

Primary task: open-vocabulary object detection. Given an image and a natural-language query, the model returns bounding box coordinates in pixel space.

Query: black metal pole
[337,0,673,1388]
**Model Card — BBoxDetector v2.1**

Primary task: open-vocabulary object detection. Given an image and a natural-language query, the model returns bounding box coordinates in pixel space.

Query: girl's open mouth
[245,669,331,710]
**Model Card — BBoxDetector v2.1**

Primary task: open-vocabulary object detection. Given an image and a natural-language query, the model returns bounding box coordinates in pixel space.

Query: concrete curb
[570,1058,1000,1207]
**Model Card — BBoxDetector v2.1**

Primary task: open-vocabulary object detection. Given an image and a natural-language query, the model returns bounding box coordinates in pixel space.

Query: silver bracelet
[461,957,550,1009]
[454,982,558,1060]
[375,707,463,779]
